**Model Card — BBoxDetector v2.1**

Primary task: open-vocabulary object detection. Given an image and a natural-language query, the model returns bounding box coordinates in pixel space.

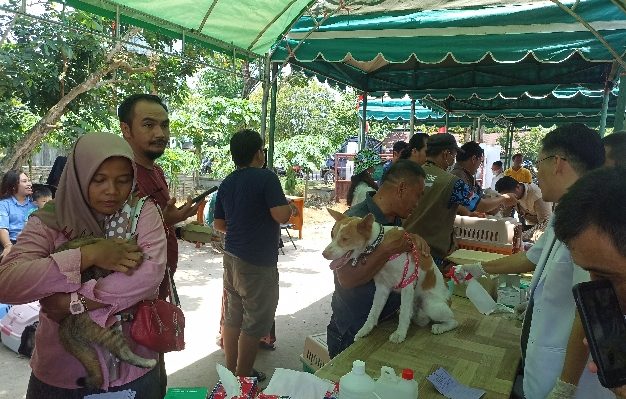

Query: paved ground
[0,205,343,398]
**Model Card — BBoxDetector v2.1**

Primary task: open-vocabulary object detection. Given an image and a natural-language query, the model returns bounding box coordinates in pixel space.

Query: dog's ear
[357,213,375,235]
[327,208,346,221]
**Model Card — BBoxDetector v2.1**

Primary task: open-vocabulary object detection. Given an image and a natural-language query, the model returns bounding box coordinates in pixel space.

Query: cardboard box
[300,332,330,373]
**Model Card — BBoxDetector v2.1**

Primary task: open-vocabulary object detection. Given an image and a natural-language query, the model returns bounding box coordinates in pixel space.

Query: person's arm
[77,200,167,326]
[214,218,227,233]
[534,198,553,224]
[270,204,292,224]
[460,251,536,278]
[0,217,82,304]
[335,228,426,288]
[0,229,11,257]
[475,195,517,213]
[561,312,589,384]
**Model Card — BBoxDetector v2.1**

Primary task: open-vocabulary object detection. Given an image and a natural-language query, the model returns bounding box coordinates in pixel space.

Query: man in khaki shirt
[496,175,552,242]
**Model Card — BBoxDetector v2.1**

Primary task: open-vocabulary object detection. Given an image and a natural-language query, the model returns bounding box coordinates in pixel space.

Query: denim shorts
[222,252,279,338]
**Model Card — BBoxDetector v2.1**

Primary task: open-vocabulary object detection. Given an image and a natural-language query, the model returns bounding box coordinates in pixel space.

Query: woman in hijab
[0,133,167,398]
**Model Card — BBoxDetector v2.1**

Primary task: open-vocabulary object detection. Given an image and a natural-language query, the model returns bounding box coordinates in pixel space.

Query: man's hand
[379,229,430,258]
[40,293,70,323]
[500,193,518,207]
[1,244,12,259]
[460,262,486,279]
[81,238,143,274]
[584,338,626,398]
[162,197,201,226]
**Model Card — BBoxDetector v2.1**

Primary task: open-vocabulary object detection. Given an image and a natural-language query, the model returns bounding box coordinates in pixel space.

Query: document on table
[427,367,485,399]
[84,390,136,399]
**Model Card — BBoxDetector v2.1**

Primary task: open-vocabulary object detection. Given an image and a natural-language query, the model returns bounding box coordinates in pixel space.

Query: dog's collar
[351,222,385,267]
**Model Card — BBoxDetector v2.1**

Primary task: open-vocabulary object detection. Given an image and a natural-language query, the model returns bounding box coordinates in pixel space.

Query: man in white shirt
[459,124,613,398]
[495,176,552,242]
[490,160,505,190]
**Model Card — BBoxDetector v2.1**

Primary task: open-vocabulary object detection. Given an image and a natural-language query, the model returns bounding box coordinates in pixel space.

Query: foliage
[155,148,199,183]
[0,0,213,167]
[497,126,551,161]
[170,93,260,178]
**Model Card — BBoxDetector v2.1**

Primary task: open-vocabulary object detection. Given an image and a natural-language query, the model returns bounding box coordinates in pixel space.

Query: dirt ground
[0,204,346,398]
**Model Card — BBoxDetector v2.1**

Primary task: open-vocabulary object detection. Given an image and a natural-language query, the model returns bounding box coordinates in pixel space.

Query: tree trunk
[0,29,152,173]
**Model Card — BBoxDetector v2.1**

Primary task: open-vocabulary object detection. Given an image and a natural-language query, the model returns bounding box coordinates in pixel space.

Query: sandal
[251,368,267,382]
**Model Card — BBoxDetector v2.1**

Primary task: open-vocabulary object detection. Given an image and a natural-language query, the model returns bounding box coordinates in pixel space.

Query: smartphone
[573,279,626,388]
[176,186,218,210]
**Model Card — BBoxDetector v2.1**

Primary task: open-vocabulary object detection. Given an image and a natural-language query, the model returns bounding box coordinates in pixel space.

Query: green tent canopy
[273,0,625,98]
[62,0,315,58]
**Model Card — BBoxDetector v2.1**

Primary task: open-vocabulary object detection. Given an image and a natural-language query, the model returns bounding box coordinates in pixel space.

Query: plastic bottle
[339,360,375,399]
[372,367,419,399]
[466,278,497,315]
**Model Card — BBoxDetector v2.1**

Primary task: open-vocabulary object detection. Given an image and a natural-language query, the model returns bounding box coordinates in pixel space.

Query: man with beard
[118,94,199,397]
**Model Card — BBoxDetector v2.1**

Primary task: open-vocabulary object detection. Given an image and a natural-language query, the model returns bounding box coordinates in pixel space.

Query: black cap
[427,133,463,153]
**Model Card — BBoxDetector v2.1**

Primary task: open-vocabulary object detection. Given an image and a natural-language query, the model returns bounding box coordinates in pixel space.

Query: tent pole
[260,54,271,141]
[505,125,514,168]
[268,62,278,170]
[476,117,482,142]
[410,98,416,138]
[360,93,368,150]
[445,112,449,133]
[614,77,626,132]
[599,80,612,137]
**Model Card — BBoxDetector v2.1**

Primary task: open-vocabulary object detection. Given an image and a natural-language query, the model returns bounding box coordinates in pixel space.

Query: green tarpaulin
[273,0,625,98]
[62,0,315,58]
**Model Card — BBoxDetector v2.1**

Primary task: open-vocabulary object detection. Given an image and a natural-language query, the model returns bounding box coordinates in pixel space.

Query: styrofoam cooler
[0,302,40,353]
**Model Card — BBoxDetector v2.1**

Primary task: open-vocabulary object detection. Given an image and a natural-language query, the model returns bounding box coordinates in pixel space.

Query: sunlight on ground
[165,211,337,374]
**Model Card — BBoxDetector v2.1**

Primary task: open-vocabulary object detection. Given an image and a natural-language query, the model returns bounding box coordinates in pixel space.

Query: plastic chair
[280,223,297,252]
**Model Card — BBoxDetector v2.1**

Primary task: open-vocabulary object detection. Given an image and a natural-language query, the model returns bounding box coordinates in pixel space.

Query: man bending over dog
[327,160,430,358]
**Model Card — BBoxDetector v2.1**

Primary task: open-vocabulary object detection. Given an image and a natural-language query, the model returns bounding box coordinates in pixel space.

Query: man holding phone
[458,124,612,398]
[554,166,626,398]
[118,94,200,396]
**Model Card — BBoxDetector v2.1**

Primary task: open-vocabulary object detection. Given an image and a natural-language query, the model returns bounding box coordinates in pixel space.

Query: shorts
[222,252,279,338]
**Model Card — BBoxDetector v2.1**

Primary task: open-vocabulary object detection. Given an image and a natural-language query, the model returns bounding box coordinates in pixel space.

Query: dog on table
[322,209,458,343]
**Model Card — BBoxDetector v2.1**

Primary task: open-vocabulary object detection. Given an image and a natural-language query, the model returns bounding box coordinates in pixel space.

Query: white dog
[322,209,458,343]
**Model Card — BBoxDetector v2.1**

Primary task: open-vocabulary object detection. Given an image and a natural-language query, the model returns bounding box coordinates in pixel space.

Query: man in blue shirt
[0,170,36,258]
[327,159,429,358]
[214,129,293,378]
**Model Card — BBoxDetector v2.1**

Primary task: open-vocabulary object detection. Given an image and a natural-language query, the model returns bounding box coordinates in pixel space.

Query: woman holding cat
[0,133,167,398]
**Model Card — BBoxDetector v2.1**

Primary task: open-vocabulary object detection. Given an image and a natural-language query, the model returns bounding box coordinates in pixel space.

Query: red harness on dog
[388,232,420,289]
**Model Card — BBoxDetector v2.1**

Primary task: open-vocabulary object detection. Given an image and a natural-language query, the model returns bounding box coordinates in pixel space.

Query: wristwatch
[69,292,85,315]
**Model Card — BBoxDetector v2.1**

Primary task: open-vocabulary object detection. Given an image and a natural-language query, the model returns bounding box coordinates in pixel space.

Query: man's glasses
[536,155,567,166]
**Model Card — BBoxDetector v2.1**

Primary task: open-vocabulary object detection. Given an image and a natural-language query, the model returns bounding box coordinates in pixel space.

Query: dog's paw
[355,324,374,339]
[431,320,459,335]
[388,330,407,343]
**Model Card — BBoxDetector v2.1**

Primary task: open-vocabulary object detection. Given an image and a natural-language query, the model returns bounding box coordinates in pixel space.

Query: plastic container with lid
[339,360,376,399]
[372,367,418,399]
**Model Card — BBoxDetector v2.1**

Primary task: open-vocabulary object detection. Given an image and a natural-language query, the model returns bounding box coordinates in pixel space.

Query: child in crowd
[28,186,53,218]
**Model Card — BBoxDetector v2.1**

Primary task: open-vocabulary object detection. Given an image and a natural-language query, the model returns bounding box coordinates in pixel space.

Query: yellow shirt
[504,167,532,183]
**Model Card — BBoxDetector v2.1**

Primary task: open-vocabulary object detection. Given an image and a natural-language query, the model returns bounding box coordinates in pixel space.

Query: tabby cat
[54,236,156,389]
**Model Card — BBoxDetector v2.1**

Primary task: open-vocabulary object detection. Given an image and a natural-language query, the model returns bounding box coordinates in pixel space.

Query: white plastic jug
[373,367,418,399]
[339,360,376,399]
[466,278,497,315]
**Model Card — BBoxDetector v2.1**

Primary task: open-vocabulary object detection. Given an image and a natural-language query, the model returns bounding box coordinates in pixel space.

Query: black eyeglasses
[536,155,566,166]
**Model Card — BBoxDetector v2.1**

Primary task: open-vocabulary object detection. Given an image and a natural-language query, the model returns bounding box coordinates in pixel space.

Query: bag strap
[166,266,181,307]
[129,195,150,237]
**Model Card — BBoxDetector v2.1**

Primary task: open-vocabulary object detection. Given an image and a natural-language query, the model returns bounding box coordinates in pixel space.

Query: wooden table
[315,297,522,398]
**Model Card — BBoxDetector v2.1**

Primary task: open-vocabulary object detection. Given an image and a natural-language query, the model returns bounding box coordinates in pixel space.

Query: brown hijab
[35,133,136,240]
